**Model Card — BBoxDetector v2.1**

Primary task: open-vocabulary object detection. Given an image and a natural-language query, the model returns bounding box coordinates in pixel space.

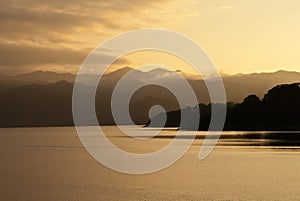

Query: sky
[0,0,300,75]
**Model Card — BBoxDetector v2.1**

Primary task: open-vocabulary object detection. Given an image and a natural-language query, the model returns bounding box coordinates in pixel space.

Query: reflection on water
[0,127,299,201]
[125,130,300,149]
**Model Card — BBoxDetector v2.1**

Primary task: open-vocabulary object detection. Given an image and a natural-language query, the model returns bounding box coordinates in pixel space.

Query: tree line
[147,83,300,131]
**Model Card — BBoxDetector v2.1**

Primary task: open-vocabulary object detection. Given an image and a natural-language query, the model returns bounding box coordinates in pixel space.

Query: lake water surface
[0,126,299,201]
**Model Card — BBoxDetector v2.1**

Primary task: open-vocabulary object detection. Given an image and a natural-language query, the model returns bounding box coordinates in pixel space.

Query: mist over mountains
[0,67,299,127]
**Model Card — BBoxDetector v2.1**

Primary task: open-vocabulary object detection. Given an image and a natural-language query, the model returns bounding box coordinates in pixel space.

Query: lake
[0,126,299,201]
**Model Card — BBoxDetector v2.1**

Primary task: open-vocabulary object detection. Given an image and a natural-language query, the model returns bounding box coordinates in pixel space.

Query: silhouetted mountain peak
[14,71,75,83]
[52,80,72,87]
[107,66,134,75]
[148,68,171,73]
[231,70,300,77]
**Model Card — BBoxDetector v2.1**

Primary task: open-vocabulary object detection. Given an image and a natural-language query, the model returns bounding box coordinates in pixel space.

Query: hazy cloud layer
[0,0,171,74]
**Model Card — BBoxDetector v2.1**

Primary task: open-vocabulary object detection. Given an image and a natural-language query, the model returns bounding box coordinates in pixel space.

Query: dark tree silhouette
[147,83,300,131]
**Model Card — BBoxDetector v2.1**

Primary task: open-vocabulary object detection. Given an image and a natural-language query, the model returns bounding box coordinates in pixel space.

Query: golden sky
[1,0,300,75]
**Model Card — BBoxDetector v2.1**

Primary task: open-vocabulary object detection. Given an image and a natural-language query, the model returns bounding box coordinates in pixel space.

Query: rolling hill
[0,68,299,127]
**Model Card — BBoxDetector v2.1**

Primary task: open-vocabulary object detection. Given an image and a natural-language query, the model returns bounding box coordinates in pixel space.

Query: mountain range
[0,68,299,127]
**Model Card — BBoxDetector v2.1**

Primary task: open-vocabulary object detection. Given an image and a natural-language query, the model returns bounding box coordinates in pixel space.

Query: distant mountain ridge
[2,68,299,83]
[0,68,299,127]
[0,68,299,102]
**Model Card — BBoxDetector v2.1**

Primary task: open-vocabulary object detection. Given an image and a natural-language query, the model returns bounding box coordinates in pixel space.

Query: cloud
[0,0,170,39]
[0,41,129,74]
[0,42,87,66]
[0,0,171,74]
